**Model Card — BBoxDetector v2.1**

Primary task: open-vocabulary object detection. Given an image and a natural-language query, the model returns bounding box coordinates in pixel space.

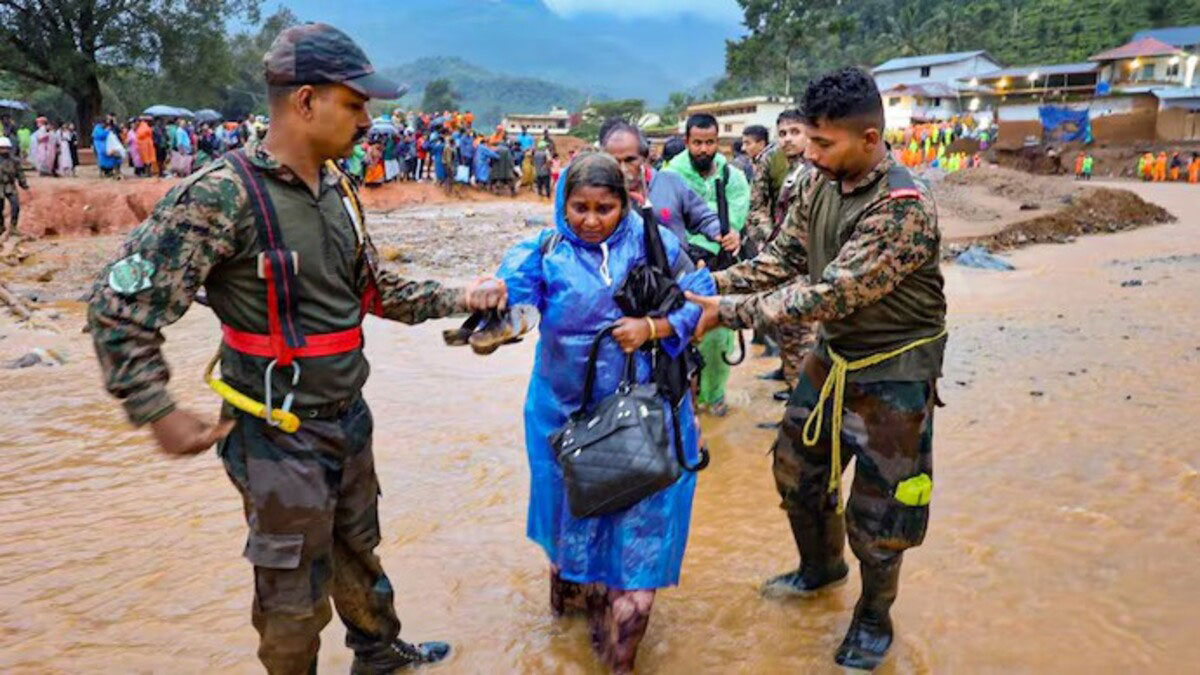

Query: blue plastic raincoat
[496,165,716,590]
[474,144,497,184]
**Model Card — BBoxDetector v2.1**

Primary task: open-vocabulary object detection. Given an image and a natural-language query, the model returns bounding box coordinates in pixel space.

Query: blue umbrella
[195,109,222,124]
[0,99,30,111]
[143,105,180,118]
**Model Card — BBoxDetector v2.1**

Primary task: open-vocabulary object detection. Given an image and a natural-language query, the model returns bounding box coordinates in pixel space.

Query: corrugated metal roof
[880,82,962,98]
[1090,37,1181,61]
[872,51,988,74]
[1131,25,1200,48]
[974,63,1098,79]
[1153,87,1200,100]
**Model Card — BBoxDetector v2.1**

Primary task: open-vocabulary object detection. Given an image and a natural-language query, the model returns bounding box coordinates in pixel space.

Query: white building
[678,96,795,140]
[1091,36,1197,92]
[872,51,1003,128]
[502,106,572,136]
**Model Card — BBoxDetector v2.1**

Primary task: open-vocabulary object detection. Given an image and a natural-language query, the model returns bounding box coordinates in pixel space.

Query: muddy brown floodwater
[1,181,1199,674]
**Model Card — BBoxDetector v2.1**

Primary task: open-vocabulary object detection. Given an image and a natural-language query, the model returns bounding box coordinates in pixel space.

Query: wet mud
[1,181,1198,673]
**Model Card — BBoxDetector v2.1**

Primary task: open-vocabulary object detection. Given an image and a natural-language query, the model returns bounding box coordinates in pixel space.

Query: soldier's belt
[801,329,948,513]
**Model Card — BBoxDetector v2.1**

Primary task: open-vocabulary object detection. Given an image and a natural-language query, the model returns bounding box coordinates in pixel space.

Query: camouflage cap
[264,23,406,100]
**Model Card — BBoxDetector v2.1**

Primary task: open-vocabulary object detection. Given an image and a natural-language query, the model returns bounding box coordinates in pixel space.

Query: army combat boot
[762,510,849,597]
[350,639,451,674]
[835,556,902,671]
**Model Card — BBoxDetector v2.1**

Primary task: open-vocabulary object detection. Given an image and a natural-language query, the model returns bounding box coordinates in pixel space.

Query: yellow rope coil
[800,329,948,513]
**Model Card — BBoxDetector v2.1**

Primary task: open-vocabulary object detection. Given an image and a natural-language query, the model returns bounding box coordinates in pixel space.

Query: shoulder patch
[108,253,155,295]
[888,188,923,201]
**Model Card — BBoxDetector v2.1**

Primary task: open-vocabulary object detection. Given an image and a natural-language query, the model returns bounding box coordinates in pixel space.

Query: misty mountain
[380,57,589,128]
[262,0,741,104]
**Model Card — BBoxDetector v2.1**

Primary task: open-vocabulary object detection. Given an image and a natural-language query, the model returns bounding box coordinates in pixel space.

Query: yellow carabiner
[204,351,301,433]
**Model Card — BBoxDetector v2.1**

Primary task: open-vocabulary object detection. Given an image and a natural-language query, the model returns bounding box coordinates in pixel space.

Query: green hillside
[380,56,589,128]
[717,0,1200,99]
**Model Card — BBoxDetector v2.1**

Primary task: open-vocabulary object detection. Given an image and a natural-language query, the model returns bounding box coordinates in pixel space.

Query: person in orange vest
[1140,152,1154,180]
[1154,151,1168,182]
[1169,152,1182,181]
[1073,153,1085,180]
[1189,153,1200,184]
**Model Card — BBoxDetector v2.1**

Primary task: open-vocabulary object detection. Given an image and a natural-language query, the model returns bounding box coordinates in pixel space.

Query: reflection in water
[2,212,1200,674]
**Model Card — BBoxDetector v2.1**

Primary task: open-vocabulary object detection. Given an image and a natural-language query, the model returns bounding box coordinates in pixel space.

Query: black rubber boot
[835,556,902,671]
[350,639,451,674]
[762,511,848,598]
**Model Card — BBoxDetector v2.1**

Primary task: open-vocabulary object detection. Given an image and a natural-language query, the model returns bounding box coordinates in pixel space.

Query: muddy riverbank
[1,181,1198,673]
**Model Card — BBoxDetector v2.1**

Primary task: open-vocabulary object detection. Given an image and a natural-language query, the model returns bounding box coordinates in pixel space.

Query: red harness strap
[222,150,375,364]
[221,324,363,358]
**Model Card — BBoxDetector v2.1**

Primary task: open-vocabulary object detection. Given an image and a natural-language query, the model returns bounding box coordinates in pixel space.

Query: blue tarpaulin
[955,245,1015,271]
[1039,106,1091,144]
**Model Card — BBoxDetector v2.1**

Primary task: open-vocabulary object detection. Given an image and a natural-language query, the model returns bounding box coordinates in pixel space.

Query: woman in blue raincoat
[496,153,715,673]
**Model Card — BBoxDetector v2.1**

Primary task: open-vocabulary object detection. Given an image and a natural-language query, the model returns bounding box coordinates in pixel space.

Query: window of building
[1141,63,1155,80]
[920,66,931,77]
[888,97,901,107]
[724,123,733,133]
[1166,63,1181,78]
[930,97,941,107]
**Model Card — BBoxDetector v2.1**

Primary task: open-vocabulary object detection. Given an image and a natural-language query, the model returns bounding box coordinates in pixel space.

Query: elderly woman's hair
[564,152,629,216]
[599,119,650,158]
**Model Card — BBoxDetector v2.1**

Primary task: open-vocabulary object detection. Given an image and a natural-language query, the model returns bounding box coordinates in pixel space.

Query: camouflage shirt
[88,139,467,426]
[745,144,794,244]
[713,153,946,382]
[0,154,28,196]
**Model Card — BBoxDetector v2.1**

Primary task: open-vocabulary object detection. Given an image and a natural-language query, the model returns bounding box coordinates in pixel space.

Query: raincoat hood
[553,158,637,251]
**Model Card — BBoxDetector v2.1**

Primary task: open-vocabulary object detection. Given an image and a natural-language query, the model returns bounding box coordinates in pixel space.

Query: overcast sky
[540,0,742,23]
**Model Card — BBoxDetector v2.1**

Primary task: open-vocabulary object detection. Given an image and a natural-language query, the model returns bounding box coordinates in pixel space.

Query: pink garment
[126,130,143,168]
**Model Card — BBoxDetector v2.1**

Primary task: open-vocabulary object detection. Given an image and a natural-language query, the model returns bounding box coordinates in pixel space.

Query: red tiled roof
[1090,37,1181,61]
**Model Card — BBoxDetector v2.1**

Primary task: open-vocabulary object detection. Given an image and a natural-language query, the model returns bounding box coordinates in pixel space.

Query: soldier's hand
[465,276,507,311]
[718,229,741,253]
[150,408,235,457]
[684,291,722,340]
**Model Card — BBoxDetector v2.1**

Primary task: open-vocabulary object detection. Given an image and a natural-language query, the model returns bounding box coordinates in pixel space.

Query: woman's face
[566,185,623,244]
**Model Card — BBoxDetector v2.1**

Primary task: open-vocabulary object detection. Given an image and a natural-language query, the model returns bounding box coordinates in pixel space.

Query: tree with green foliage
[0,0,259,141]
[570,98,645,141]
[422,79,460,113]
[717,0,854,99]
[718,0,1200,101]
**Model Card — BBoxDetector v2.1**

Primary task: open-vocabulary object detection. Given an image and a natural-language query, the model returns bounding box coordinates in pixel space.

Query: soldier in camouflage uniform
[688,68,946,671]
[88,24,504,675]
[0,136,29,237]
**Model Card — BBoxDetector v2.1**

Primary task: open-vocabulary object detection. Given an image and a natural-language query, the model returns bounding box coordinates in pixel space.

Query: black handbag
[550,325,683,518]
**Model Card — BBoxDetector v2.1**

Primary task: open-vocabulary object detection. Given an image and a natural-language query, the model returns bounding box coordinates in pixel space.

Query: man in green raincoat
[663,113,749,415]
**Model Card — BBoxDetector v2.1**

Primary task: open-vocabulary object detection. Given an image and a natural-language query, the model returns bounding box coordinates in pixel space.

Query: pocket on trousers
[244,531,303,569]
[244,531,312,616]
[880,504,929,548]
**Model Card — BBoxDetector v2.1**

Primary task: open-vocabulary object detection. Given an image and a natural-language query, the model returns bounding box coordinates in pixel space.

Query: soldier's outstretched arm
[718,195,936,331]
[711,173,814,296]
[373,270,508,324]
[88,176,240,428]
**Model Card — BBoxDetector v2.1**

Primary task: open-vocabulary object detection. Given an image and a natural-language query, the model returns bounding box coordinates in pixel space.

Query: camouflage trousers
[219,397,401,675]
[776,320,816,389]
[773,354,935,566]
[0,192,19,233]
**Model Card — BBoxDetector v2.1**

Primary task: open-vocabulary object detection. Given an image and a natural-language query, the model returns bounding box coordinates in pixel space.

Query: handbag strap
[576,324,635,415]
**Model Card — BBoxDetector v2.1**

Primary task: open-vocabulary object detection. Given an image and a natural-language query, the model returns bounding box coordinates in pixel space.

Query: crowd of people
[1137,150,1200,183]
[87,22,948,675]
[1,112,269,181]
[341,109,565,199]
